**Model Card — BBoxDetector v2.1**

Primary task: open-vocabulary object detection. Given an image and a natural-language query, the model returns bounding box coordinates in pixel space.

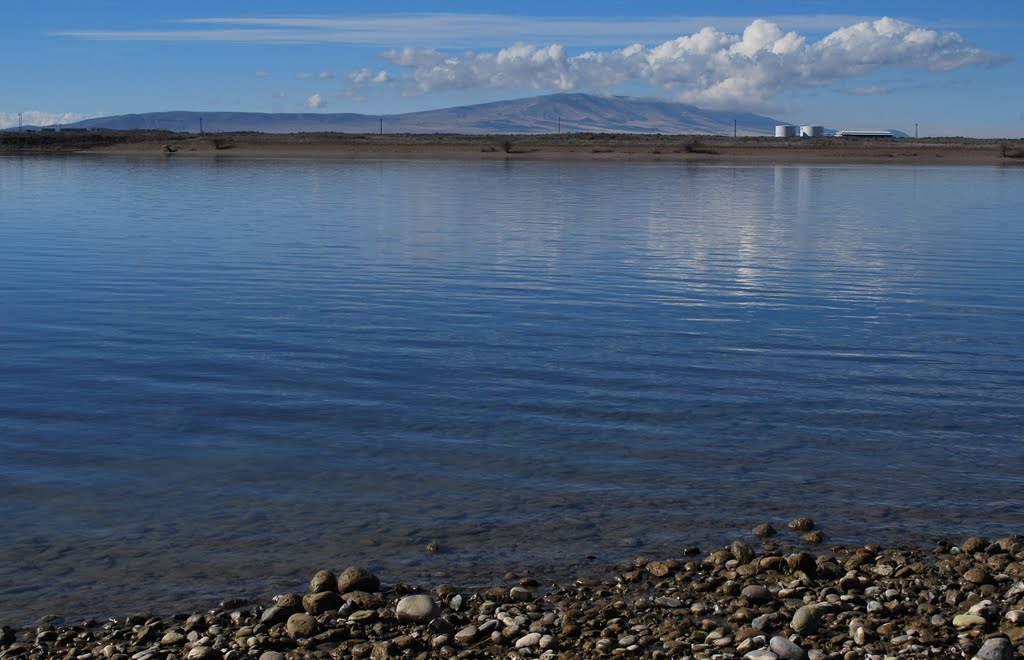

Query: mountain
[62,93,785,135]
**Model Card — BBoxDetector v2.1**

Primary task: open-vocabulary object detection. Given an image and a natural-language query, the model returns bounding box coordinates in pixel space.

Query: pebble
[769,635,807,660]
[745,650,780,660]
[791,605,818,634]
[515,632,542,649]
[454,625,478,643]
[395,594,440,623]
[741,584,774,604]
[952,613,988,629]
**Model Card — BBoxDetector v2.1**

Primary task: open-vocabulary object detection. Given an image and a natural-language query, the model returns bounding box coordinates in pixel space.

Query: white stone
[395,594,440,623]
[515,632,542,649]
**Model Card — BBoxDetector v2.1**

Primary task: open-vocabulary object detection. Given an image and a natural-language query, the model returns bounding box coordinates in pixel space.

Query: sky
[2,1,1022,137]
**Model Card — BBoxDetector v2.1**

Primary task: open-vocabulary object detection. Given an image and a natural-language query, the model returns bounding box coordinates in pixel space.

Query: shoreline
[3,130,1024,165]
[4,527,1023,659]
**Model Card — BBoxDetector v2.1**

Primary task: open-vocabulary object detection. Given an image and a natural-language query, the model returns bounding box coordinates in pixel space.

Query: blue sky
[3,1,1022,136]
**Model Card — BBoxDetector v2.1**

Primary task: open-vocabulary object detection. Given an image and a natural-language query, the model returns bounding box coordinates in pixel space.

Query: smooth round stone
[744,650,779,660]
[160,632,186,645]
[454,625,478,644]
[618,634,638,647]
[396,594,441,623]
[515,632,542,649]
[655,596,682,608]
[186,647,221,660]
[309,569,337,594]
[974,637,1014,660]
[509,586,532,602]
[791,605,819,634]
[953,614,987,629]
[337,566,380,593]
[285,613,318,638]
[741,585,774,604]
[769,635,807,660]
[539,634,555,650]
[752,524,777,537]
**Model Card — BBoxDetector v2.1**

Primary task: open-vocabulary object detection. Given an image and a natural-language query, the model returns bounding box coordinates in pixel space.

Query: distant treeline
[0,129,179,151]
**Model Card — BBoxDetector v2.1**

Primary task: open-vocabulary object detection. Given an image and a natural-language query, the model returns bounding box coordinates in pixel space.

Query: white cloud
[58,14,883,48]
[357,17,1007,108]
[0,110,100,129]
[316,70,335,79]
[307,93,327,109]
[255,70,271,79]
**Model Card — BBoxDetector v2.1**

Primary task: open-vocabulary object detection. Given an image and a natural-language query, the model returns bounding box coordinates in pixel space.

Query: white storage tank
[775,125,798,137]
[800,125,825,137]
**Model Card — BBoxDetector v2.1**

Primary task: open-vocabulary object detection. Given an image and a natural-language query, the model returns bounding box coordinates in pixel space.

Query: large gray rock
[395,594,441,623]
[769,635,807,660]
[974,637,1014,660]
[337,566,380,593]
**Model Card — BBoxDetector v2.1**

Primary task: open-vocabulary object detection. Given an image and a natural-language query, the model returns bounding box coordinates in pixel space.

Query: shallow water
[1,156,1022,623]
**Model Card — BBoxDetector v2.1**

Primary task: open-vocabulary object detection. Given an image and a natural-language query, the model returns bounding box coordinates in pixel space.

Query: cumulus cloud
[307,93,327,109]
[255,70,271,78]
[0,110,100,129]
[352,17,1007,107]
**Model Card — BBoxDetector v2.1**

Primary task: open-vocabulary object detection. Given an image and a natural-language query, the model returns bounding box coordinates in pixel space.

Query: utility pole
[915,123,918,139]
[199,116,204,134]
[558,116,561,134]
[379,117,383,135]
[18,112,22,130]
[734,119,737,138]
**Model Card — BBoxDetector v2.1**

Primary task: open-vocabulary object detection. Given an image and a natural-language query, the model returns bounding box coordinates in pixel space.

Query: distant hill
[61,93,785,136]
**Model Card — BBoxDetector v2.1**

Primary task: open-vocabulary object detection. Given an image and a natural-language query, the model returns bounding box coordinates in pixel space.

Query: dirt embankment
[3,130,1024,165]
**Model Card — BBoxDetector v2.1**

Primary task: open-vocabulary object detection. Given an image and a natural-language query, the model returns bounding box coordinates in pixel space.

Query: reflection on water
[0,156,1022,623]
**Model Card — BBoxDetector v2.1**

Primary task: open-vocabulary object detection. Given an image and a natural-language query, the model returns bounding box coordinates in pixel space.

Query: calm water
[1,156,1022,623]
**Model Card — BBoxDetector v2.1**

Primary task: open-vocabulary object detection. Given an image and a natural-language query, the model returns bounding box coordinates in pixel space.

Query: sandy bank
[4,130,1024,165]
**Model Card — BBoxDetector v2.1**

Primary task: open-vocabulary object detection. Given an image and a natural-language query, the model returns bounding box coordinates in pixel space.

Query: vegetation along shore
[3,520,1024,659]
[3,130,1024,165]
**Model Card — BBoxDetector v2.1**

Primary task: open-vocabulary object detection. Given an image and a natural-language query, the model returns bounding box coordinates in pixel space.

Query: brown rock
[303,590,343,615]
[789,517,815,532]
[309,569,338,593]
[337,566,380,593]
[286,612,318,638]
[752,524,777,537]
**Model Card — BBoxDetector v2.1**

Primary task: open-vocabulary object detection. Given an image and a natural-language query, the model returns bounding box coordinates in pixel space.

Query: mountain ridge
[59,93,786,135]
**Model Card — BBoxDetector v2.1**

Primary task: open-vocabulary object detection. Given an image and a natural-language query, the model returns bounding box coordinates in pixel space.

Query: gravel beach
[4,523,1024,659]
